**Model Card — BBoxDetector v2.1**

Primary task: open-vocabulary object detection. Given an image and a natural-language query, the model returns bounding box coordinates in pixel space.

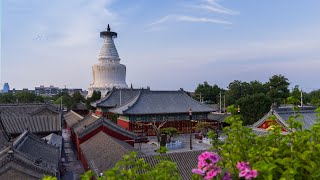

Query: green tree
[81,152,180,180]
[194,123,215,137]
[160,127,179,143]
[309,89,320,107]
[15,91,37,103]
[195,82,222,104]
[85,91,101,110]
[73,91,84,103]
[0,93,16,103]
[203,105,320,180]
[54,92,76,110]
[267,74,290,105]
[236,93,272,125]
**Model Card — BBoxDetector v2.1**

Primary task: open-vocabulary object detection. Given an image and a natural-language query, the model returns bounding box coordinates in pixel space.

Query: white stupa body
[88,25,128,97]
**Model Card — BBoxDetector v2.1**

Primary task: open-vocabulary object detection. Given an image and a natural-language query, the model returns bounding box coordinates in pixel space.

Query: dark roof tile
[80,131,138,174]
[110,90,215,115]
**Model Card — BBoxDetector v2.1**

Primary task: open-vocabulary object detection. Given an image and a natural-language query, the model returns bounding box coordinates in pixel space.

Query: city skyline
[1,0,320,91]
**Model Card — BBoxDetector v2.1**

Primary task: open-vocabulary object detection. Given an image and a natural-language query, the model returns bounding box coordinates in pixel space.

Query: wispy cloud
[196,0,239,15]
[149,14,231,27]
[147,0,236,30]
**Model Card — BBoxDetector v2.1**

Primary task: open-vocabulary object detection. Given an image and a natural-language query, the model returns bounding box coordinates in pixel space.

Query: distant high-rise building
[87,24,128,97]
[35,85,60,96]
[2,83,10,93]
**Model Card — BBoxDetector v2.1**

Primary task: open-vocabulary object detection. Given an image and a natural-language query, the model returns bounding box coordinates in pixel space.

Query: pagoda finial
[107,24,110,32]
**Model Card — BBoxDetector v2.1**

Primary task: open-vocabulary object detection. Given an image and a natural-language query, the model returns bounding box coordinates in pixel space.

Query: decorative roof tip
[107,24,110,32]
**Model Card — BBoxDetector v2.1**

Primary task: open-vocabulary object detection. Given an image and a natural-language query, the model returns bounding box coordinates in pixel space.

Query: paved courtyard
[134,133,212,155]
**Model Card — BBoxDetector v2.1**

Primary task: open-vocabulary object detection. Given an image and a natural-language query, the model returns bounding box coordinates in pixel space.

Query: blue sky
[1,0,320,92]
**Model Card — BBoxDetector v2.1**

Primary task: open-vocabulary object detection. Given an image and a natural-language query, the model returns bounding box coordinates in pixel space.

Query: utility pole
[224,95,226,113]
[189,108,193,150]
[60,96,63,111]
[219,91,222,113]
[300,88,303,107]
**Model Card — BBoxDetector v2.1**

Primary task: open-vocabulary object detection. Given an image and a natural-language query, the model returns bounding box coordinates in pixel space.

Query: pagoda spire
[98,24,120,62]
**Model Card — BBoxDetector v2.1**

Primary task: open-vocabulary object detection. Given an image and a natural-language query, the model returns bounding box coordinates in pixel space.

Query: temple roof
[109,89,215,115]
[75,115,139,140]
[80,131,138,175]
[0,131,60,176]
[42,133,63,150]
[251,127,289,136]
[64,110,84,128]
[208,113,231,122]
[0,103,59,117]
[73,114,100,134]
[93,88,141,108]
[1,116,61,135]
[251,106,318,130]
[139,150,205,180]
[0,119,9,148]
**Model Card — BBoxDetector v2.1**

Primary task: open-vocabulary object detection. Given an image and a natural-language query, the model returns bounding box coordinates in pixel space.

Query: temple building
[0,130,60,179]
[251,105,318,133]
[92,88,216,134]
[88,25,128,97]
[0,103,61,137]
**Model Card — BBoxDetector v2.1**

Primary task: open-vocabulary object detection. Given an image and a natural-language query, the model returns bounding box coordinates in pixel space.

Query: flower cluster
[192,151,231,180]
[236,162,258,180]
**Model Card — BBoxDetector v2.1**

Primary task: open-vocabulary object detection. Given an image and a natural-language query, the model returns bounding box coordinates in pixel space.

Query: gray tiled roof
[80,131,138,175]
[275,106,318,130]
[0,131,60,176]
[0,103,59,117]
[73,114,99,134]
[0,121,9,148]
[76,116,138,140]
[42,133,63,150]
[13,131,60,168]
[140,150,205,180]
[208,113,231,122]
[64,110,83,128]
[73,102,88,111]
[94,88,141,108]
[251,106,318,130]
[1,116,61,135]
[110,89,215,115]
[251,127,289,136]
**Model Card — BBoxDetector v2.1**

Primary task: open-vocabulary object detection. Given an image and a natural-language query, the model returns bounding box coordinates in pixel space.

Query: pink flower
[245,170,258,179]
[204,168,221,180]
[237,161,258,180]
[192,168,205,176]
[236,162,250,171]
[222,172,232,180]
[198,161,206,169]
[239,168,250,178]
[198,151,220,165]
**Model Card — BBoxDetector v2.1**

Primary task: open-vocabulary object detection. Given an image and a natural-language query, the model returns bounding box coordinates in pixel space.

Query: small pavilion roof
[251,105,318,130]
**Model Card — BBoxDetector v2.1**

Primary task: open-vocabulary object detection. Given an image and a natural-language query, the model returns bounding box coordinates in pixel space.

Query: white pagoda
[88,25,128,97]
